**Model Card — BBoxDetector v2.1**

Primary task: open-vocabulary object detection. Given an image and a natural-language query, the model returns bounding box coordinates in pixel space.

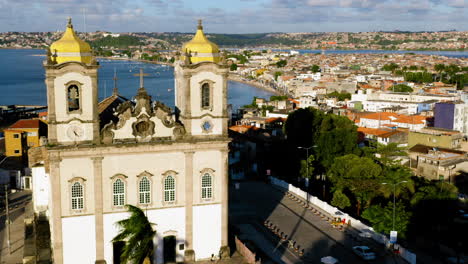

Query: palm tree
[380,166,414,199]
[434,64,445,81]
[112,205,156,264]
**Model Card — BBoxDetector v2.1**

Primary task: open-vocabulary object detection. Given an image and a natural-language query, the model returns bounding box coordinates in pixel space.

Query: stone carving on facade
[100,86,186,144]
[132,114,155,140]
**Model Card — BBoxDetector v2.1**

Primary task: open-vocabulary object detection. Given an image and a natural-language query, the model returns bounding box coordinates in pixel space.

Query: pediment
[101,97,185,144]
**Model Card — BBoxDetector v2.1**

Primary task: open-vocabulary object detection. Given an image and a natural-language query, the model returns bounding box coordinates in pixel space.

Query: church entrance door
[163,235,176,263]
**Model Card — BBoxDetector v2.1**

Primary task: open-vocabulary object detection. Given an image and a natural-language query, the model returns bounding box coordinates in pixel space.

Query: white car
[352,246,376,260]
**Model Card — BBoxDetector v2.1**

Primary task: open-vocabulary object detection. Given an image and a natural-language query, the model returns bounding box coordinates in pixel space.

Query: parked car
[352,246,376,260]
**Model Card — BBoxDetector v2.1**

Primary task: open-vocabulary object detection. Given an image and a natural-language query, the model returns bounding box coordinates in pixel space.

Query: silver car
[352,246,376,260]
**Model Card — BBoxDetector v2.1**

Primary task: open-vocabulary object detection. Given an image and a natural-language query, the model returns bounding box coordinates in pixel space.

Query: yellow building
[4,119,47,157]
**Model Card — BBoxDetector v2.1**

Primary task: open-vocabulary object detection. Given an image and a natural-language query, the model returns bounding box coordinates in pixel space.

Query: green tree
[326,91,351,101]
[362,201,411,238]
[112,205,157,264]
[270,95,288,101]
[276,60,287,68]
[391,84,413,92]
[409,65,418,71]
[328,154,383,215]
[274,71,283,81]
[300,154,315,179]
[310,64,320,73]
[331,190,351,209]
[434,64,445,82]
[380,166,415,199]
[230,63,238,71]
[314,115,359,170]
[364,142,407,165]
[411,181,458,205]
[382,63,399,72]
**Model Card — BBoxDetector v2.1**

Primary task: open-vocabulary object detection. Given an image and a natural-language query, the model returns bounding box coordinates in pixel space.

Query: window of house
[13,134,19,138]
[71,182,84,210]
[201,83,210,109]
[14,150,20,154]
[201,173,213,200]
[113,179,125,206]
[164,175,175,202]
[67,84,80,112]
[139,176,151,204]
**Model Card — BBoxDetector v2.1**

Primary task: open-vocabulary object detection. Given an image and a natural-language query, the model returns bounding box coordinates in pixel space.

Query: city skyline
[0,0,466,33]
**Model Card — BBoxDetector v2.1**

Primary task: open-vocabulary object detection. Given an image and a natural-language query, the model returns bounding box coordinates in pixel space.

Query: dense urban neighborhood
[1,20,468,264]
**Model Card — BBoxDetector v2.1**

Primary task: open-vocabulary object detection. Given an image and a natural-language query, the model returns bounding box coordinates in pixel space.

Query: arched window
[71,182,84,210]
[201,83,210,109]
[139,176,151,204]
[67,84,80,112]
[201,173,213,199]
[113,179,125,206]
[164,175,176,202]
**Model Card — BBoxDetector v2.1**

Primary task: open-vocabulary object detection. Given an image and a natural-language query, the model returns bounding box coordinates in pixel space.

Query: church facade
[32,19,230,264]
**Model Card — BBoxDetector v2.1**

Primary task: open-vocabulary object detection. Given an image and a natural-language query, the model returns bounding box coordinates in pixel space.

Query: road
[0,190,32,264]
[230,181,406,264]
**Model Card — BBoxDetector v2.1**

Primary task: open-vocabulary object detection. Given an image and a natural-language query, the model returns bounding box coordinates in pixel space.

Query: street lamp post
[297,146,315,188]
[381,181,408,231]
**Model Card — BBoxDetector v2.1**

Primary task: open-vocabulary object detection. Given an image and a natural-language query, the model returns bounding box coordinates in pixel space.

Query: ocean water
[0,49,274,110]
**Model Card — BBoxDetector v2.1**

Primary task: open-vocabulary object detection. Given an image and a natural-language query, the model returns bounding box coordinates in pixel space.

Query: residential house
[409,144,468,181]
[4,119,47,158]
[408,127,463,149]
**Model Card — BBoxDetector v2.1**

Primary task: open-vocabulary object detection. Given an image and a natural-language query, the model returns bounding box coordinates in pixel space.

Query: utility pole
[4,184,11,254]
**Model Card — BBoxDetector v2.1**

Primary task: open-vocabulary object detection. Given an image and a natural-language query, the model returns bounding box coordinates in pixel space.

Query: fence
[269,176,417,264]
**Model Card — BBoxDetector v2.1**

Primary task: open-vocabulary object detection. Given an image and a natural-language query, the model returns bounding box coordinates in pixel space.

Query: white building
[31,19,229,264]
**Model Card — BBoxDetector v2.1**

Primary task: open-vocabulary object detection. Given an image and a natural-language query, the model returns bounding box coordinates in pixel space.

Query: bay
[0,49,274,110]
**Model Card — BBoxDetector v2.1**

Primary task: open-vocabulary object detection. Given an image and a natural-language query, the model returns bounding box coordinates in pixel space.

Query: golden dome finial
[67,17,73,28]
[198,19,203,30]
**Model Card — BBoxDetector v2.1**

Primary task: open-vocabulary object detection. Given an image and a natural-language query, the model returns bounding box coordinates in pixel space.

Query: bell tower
[44,18,100,145]
[174,20,229,137]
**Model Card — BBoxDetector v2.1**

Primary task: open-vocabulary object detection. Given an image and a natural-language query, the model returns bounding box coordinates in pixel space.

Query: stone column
[184,151,195,262]
[49,154,63,264]
[45,74,58,143]
[92,156,106,264]
[89,70,101,145]
[219,149,230,258]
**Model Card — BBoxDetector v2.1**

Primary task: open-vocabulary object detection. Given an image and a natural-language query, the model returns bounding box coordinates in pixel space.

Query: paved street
[230,181,407,264]
[0,190,32,264]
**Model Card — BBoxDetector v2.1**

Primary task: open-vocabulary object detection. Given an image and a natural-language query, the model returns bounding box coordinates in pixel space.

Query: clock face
[67,125,84,141]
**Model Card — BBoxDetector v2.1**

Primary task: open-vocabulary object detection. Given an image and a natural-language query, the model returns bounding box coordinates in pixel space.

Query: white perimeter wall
[193,204,221,260]
[62,215,96,264]
[31,166,49,213]
[103,207,186,264]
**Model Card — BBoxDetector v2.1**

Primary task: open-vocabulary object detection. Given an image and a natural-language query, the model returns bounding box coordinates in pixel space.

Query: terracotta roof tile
[8,119,41,129]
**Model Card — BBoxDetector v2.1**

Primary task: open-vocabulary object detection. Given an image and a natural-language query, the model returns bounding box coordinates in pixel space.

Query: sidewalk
[0,200,33,264]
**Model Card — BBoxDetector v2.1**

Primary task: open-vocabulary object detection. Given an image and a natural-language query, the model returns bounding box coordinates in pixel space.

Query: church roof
[181,20,221,64]
[49,18,93,64]
[98,94,131,129]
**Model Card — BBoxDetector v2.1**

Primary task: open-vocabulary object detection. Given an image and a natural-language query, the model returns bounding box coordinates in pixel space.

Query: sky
[0,0,466,33]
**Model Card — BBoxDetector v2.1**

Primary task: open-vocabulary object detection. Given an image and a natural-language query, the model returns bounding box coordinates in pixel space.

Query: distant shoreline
[98,56,281,95]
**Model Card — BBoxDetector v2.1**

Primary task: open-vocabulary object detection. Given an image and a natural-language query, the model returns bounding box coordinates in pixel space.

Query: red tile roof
[8,119,41,129]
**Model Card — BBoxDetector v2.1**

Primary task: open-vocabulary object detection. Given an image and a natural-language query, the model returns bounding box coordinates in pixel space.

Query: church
[31,18,230,264]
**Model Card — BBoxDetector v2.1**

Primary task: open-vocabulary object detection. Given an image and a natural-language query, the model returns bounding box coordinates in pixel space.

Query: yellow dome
[181,20,221,64]
[49,18,93,64]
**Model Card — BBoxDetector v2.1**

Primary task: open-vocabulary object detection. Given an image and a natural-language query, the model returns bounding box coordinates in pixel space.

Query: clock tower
[44,18,100,145]
[174,20,229,138]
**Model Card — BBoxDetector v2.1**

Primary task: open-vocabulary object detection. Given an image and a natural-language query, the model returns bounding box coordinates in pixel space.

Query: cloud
[0,0,466,32]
